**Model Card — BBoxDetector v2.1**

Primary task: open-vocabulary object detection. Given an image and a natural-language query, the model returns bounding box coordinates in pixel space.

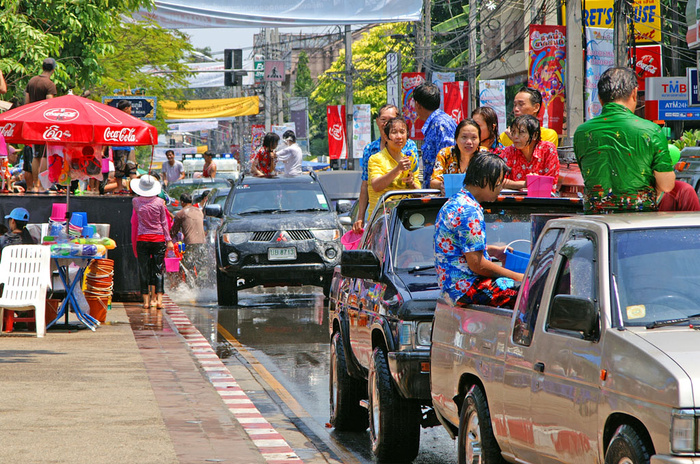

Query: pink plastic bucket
[164,257,181,273]
[341,229,363,250]
[526,175,555,197]
[50,203,67,222]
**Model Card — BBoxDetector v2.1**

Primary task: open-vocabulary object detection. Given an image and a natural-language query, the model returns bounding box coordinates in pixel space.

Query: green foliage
[0,0,154,104]
[294,51,314,98]
[309,23,415,156]
[672,130,700,150]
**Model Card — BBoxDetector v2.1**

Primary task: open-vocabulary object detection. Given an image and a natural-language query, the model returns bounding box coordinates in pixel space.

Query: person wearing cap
[130,175,173,310]
[26,58,58,192]
[0,208,36,258]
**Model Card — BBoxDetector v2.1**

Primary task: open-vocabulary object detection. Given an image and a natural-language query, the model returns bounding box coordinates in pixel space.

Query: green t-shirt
[573,103,673,213]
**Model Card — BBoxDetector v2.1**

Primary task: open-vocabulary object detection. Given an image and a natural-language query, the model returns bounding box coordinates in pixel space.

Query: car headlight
[223,232,250,245]
[311,228,341,241]
[415,322,432,347]
[671,409,696,453]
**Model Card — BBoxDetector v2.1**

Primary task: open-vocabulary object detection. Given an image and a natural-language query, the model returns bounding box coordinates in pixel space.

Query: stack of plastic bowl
[83,258,114,322]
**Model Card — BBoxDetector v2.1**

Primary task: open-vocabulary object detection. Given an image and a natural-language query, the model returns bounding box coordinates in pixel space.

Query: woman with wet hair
[471,106,503,155]
[430,119,483,194]
[500,114,559,193]
[251,132,279,177]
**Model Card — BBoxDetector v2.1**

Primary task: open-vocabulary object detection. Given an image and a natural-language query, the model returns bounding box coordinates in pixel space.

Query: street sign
[264,60,285,82]
[254,54,265,84]
[386,52,401,107]
[102,96,156,120]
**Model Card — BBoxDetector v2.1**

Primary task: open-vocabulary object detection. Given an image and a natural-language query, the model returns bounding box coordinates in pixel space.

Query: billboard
[645,76,700,120]
[582,0,661,43]
[528,25,566,135]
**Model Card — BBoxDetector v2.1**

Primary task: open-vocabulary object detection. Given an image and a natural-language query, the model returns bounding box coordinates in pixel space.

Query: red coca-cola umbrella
[0,93,157,146]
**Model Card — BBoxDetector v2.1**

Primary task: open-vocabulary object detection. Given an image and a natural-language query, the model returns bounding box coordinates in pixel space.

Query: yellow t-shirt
[499,127,559,147]
[367,148,420,218]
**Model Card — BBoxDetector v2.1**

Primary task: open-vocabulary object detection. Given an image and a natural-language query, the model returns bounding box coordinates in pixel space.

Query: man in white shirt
[161,150,185,187]
[275,130,303,176]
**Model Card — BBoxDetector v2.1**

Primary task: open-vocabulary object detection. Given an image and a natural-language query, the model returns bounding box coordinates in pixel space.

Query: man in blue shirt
[412,83,457,188]
[353,104,418,232]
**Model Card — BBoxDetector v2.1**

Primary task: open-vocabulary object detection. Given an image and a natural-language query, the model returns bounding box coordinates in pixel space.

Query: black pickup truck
[328,189,582,462]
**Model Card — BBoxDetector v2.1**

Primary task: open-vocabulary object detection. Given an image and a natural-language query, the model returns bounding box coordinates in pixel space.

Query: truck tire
[216,269,238,306]
[329,332,368,431]
[458,385,506,464]
[368,347,420,463]
[604,425,651,464]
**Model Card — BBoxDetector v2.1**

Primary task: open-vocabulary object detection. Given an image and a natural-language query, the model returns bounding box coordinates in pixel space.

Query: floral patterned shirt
[251,146,275,176]
[420,109,457,188]
[434,189,489,305]
[361,137,419,182]
[500,141,560,193]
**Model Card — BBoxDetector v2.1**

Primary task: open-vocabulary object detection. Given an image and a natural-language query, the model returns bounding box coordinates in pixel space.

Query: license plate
[268,247,297,261]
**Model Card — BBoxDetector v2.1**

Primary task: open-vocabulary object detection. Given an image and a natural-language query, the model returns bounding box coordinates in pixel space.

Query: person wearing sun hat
[0,207,36,258]
[130,174,174,309]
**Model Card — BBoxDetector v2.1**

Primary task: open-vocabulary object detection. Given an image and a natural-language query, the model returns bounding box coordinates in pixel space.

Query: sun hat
[131,174,162,197]
[5,207,29,222]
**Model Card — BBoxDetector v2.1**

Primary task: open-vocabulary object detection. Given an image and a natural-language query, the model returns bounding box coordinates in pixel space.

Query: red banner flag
[528,25,566,136]
[632,45,662,92]
[327,105,346,159]
[402,72,425,140]
[443,81,469,124]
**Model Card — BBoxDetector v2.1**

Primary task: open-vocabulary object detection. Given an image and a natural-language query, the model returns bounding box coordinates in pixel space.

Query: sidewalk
[0,299,265,464]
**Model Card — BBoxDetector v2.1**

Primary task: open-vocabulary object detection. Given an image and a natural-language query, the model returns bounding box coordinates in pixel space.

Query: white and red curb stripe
[162,297,303,464]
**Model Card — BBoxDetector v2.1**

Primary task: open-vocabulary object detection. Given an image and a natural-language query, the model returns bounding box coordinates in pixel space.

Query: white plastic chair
[0,245,52,337]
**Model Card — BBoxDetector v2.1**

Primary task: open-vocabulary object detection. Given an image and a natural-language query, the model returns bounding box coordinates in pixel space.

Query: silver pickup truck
[431,213,700,464]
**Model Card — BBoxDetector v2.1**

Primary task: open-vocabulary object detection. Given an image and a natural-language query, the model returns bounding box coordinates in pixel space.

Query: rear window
[228,181,330,215]
[392,206,440,270]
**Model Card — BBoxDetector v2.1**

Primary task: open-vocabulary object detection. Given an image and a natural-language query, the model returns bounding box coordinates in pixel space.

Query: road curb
[162,295,304,464]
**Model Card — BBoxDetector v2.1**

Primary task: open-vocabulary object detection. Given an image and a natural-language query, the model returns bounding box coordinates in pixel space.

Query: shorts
[113,150,137,178]
[33,144,46,159]
[457,277,520,309]
[22,146,33,172]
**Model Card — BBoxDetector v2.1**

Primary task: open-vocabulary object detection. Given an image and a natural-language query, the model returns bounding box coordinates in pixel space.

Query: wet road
[169,284,458,464]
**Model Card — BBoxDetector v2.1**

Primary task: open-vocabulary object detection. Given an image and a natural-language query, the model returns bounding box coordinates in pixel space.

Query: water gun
[0,157,9,191]
[74,237,117,250]
[50,243,107,257]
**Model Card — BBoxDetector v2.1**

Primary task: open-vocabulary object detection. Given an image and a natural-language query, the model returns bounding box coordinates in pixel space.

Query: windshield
[613,227,700,326]
[167,180,228,204]
[228,182,330,215]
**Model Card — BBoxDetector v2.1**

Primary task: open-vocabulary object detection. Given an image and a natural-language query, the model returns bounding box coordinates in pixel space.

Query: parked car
[431,213,700,464]
[328,189,583,462]
[205,173,344,305]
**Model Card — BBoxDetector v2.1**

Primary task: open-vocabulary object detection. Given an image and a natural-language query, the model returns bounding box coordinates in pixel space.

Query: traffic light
[224,49,243,86]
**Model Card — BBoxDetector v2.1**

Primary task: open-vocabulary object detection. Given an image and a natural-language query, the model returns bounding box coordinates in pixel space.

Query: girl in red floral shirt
[500,115,559,194]
[251,132,279,177]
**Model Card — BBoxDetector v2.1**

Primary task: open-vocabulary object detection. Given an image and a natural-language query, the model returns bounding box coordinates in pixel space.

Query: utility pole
[565,0,584,143]
[468,0,477,113]
[274,28,284,125]
[264,28,271,130]
[345,25,354,169]
[613,0,629,67]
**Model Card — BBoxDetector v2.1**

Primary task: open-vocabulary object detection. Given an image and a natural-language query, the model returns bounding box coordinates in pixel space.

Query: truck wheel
[458,385,506,464]
[604,425,651,464]
[329,332,368,431]
[368,347,420,463]
[216,269,238,306]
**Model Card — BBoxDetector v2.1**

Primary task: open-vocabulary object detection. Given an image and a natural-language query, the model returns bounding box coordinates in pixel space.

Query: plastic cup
[443,174,464,197]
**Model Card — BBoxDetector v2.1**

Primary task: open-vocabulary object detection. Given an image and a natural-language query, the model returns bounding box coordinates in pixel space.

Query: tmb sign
[102,96,156,120]
[645,76,700,120]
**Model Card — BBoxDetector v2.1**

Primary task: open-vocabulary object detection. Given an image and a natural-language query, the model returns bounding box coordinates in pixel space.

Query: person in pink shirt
[500,114,559,194]
[130,175,173,309]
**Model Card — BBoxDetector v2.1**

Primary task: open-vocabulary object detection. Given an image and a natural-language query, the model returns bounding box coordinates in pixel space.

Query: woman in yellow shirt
[430,119,482,194]
[367,118,421,217]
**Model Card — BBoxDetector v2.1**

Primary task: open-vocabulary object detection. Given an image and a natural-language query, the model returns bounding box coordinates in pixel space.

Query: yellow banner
[582,0,660,43]
[161,96,260,119]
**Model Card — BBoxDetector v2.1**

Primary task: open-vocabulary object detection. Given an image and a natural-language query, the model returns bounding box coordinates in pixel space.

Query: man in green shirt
[574,67,675,213]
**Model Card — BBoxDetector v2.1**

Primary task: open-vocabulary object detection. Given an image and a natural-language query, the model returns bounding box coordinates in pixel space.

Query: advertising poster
[251,124,265,151]
[433,71,455,110]
[632,45,662,91]
[584,27,614,119]
[478,79,507,135]
[327,105,347,159]
[583,0,661,43]
[443,81,469,124]
[528,25,566,135]
[402,72,426,140]
[353,104,372,159]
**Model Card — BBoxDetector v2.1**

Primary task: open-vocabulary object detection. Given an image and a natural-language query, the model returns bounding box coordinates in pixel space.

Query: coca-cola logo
[43,125,72,141]
[0,123,16,137]
[329,124,344,141]
[104,127,136,143]
[44,108,79,122]
[636,55,657,76]
[450,109,463,121]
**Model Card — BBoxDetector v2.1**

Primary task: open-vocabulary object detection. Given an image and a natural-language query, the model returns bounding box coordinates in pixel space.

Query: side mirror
[336,199,353,214]
[339,216,352,228]
[204,204,223,218]
[340,249,381,280]
[548,294,599,340]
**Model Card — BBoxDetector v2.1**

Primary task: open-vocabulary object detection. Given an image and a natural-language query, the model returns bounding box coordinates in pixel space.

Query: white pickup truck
[431,213,700,464]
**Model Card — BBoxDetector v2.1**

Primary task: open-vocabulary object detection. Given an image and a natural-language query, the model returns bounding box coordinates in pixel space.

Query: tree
[310,23,415,156]
[0,0,153,104]
[294,51,314,98]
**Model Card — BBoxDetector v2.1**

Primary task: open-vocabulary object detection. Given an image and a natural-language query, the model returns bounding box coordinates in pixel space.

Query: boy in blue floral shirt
[434,154,523,307]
